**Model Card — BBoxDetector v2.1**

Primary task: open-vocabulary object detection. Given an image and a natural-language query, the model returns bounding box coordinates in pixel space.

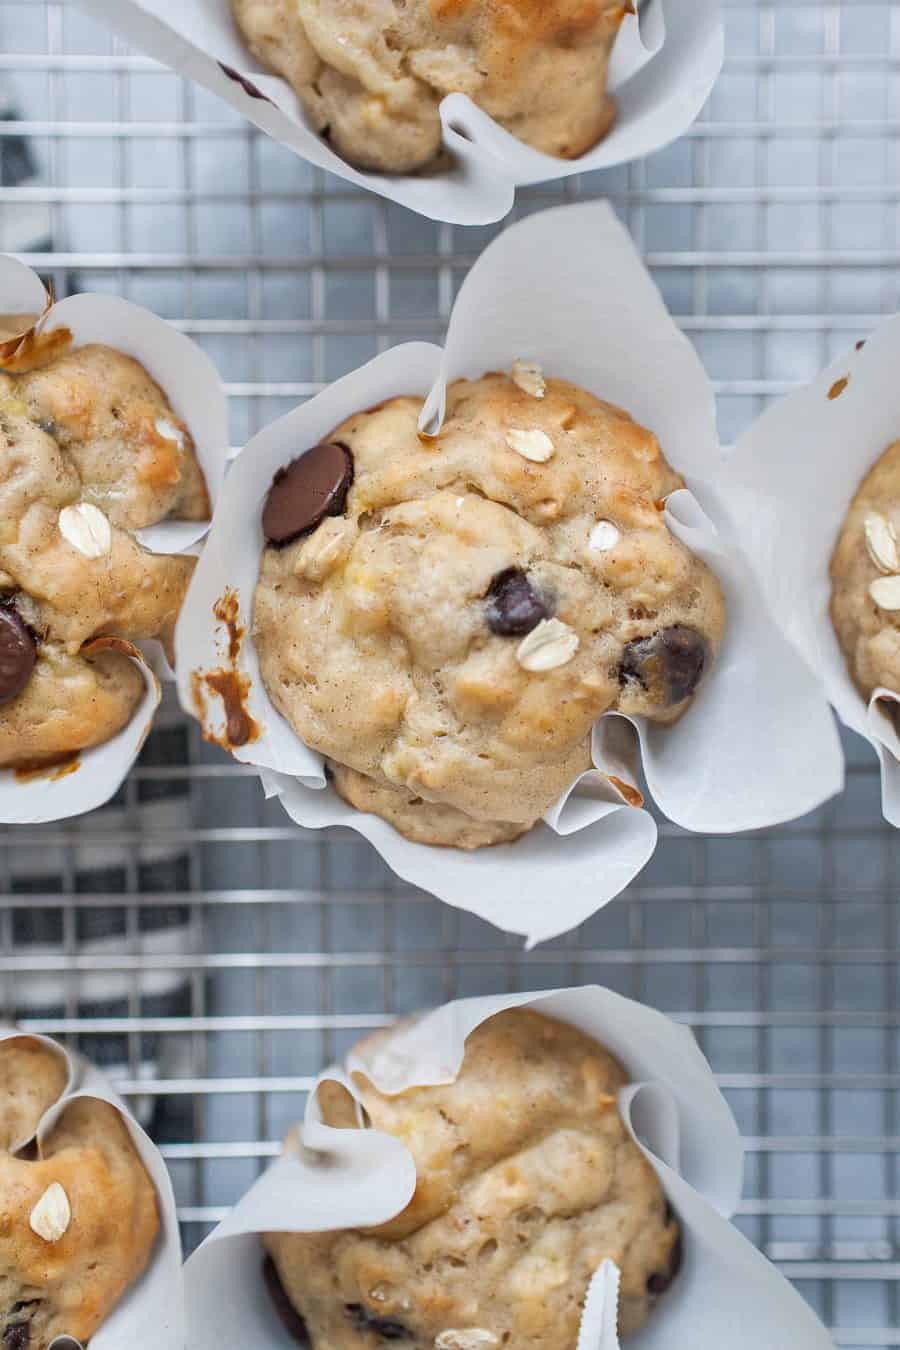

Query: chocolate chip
[345,1304,411,1341]
[647,1230,683,1296]
[0,603,37,706]
[262,443,354,547]
[262,1255,310,1346]
[619,625,709,706]
[485,569,551,637]
[3,1325,30,1350]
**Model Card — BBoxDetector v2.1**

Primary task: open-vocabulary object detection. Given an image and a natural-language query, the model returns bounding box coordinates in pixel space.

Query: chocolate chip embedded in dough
[262,443,354,547]
[485,568,552,637]
[619,625,709,706]
[0,603,37,707]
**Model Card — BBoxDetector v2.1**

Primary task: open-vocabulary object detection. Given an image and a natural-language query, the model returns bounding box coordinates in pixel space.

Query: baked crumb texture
[231,0,628,172]
[264,1008,681,1348]
[254,372,725,848]
[0,1037,159,1350]
[0,332,210,769]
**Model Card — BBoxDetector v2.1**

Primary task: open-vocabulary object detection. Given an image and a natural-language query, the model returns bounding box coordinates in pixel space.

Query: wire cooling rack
[2,2,900,1345]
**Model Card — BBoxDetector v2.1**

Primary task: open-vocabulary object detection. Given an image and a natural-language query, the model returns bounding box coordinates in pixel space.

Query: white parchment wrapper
[72,0,723,226]
[0,254,229,824]
[721,318,900,825]
[0,1027,184,1350]
[183,986,836,1350]
[175,203,842,943]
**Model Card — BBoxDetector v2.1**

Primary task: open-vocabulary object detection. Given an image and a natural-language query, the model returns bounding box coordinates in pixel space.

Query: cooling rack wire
[1,3,900,1345]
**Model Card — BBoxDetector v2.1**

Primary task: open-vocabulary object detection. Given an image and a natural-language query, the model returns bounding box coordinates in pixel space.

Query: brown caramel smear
[202,669,258,748]
[607,775,644,808]
[828,376,849,400]
[191,589,261,749]
[215,589,244,663]
[0,313,72,374]
[14,753,81,783]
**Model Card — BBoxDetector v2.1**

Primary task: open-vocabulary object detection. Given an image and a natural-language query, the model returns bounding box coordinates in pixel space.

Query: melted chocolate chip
[647,1230,683,1296]
[0,602,37,706]
[485,569,551,637]
[262,443,354,547]
[262,1255,310,1346]
[345,1304,411,1341]
[3,1325,30,1350]
[619,625,709,706]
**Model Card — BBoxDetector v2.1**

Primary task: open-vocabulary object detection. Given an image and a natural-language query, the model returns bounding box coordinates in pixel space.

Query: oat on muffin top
[831,440,900,707]
[0,1036,160,1350]
[264,1008,681,1348]
[253,369,726,848]
[0,328,209,770]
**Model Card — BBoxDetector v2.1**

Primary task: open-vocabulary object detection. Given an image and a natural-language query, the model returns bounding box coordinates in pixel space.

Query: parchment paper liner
[71,0,723,227]
[175,202,842,943]
[0,1026,183,1350]
[0,254,229,824]
[720,316,900,826]
[182,986,835,1350]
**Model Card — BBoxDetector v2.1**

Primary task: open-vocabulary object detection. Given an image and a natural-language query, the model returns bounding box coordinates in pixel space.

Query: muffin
[0,327,210,771]
[830,441,900,707]
[264,1008,681,1347]
[0,1036,160,1349]
[253,366,726,848]
[230,0,628,173]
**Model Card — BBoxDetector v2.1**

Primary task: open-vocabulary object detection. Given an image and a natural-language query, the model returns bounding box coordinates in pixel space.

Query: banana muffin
[0,323,210,771]
[0,1035,160,1350]
[230,0,628,173]
[264,1008,681,1347]
[830,441,900,707]
[253,367,726,848]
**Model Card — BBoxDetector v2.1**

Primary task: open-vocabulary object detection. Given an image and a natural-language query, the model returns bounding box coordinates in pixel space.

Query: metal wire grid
[2,1,900,1345]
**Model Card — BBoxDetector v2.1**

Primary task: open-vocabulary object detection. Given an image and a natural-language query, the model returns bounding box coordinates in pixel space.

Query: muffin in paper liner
[71,0,722,227]
[181,985,835,1350]
[0,254,229,824]
[175,202,842,943]
[0,1026,184,1350]
[721,317,900,826]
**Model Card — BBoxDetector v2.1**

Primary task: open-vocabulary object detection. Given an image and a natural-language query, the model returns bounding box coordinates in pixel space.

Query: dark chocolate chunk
[646,1230,683,1296]
[619,625,709,706]
[345,1304,411,1341]
[0,603,37,706]
[3,1325,30,1350]
[485,569,551,637]
[262,1255,310,1346]
[262,443,354,547]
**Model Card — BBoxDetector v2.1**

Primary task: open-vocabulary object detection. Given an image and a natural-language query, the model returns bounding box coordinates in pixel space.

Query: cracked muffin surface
[0,321,210,770]
[830,440,900,706]
[264,1008,681,1348]
[230,0,627,173]
[0,1036,159,1350]
[253,370,725,848]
